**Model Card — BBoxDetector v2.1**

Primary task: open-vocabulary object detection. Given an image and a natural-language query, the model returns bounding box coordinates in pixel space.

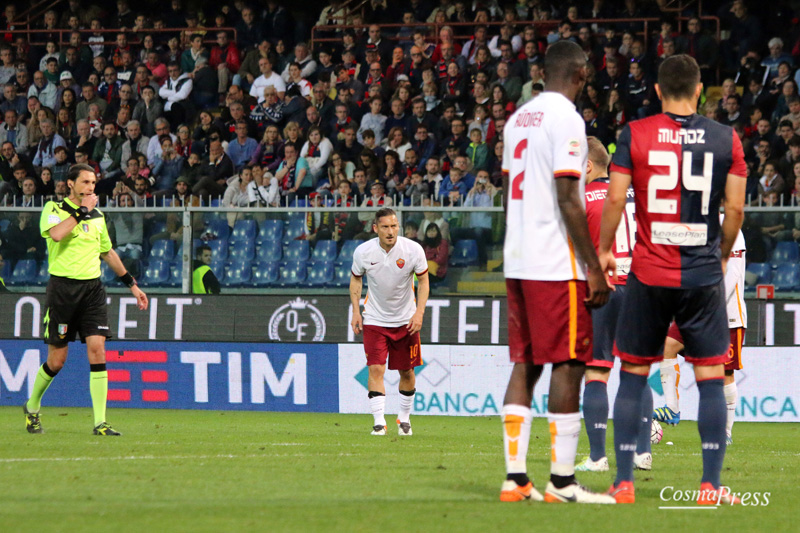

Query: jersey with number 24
[610,113,747,289]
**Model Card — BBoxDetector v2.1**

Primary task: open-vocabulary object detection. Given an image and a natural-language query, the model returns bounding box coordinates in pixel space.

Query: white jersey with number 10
[502,91,589,281]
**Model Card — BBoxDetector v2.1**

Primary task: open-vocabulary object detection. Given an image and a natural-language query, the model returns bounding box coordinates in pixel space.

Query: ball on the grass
[651,419,663,444]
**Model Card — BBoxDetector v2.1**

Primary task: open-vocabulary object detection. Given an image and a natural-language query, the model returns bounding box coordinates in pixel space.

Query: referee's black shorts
[44,276,111,345]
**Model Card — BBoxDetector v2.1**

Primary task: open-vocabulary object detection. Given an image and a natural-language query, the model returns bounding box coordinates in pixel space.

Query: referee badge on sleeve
[396,258,405,269]
[81,223,90,233]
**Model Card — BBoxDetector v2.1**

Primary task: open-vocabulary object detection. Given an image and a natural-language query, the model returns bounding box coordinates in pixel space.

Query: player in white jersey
[499,40,614,505]
[350,208,430,436]
[655,223,747,445]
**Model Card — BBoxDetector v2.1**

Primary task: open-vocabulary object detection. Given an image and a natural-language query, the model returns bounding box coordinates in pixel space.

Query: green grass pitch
[0,408,797,532]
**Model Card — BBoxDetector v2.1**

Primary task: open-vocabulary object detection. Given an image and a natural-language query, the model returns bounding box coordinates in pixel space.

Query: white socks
[502,404,533,475]
[547,412,581,476]
[398,390,415,423]
[660,359,681,413]
[369,394,386,427]
[724,382,737,437]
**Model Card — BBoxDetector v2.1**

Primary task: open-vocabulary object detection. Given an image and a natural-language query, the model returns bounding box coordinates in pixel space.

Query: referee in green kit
[23,164,149,436]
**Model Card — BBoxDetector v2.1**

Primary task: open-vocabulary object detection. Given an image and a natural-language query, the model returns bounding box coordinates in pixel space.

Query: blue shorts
[613,272,730,366]
[588,284,626,368]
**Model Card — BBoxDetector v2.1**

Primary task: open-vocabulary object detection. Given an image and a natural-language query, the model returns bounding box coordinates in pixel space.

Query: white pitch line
[0,452,365,463]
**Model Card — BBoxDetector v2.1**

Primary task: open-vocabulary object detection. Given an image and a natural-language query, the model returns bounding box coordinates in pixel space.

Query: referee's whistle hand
[81,193,98,211]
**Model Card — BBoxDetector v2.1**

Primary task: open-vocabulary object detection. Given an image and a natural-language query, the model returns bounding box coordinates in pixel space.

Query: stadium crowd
[1,0,800,270]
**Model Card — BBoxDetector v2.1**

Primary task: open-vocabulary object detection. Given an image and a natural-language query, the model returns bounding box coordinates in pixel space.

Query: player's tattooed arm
[349,274,364,334]
[555,177,610,308]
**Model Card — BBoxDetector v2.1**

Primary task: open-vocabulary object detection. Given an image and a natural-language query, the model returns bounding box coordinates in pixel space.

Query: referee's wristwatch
[72,206,89,222]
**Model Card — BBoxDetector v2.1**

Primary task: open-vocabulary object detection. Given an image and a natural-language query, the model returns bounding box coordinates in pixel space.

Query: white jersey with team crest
[351,236,428,327]
[725,228,747,329]
[502,91,589,281]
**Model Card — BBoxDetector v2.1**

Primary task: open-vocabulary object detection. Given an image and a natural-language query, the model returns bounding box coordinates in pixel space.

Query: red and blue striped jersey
[610,113,747,288]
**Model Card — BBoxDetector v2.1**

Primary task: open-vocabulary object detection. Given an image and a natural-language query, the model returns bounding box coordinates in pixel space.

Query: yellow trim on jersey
[735,284,744,325]
[568,281,578,359]
[567,237,578,280]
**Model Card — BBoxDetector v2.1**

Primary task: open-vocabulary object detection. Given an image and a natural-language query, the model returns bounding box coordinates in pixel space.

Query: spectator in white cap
[55,71,80,109]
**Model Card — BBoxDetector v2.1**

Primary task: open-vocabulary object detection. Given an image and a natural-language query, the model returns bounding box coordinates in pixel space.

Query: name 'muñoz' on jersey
[585,178,635,285]
[610,113,747,288]
[502,92,589,282]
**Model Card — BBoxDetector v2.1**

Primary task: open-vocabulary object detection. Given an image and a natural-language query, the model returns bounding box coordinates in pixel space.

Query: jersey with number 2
[502,92,588,282]
[610,113,747,288]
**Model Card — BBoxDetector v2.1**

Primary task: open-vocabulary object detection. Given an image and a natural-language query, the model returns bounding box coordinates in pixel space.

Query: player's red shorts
[666,322,745,371]
[363,324,422,370]
[506,279,593,365]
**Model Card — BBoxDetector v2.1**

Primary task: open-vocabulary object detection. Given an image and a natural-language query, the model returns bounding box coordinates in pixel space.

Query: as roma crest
[396,258,405,269]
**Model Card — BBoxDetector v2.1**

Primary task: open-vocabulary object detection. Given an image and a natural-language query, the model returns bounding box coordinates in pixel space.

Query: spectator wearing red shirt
[209,30,242,105]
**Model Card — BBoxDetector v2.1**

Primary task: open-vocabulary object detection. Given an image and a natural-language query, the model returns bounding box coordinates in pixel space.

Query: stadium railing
[0,202,505,294]
[2,201,792,295]
[310,16,721,54]
[4,27,239,48]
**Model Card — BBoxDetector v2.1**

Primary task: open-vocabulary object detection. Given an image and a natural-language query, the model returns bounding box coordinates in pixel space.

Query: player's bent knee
[620,361,650,376]
[585,367,611,383]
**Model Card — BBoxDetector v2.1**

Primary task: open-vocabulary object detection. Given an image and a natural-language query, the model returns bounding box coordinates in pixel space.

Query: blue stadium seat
[290,199,307,207]
[283,221,306,243]
[746,263,772,286]
[8,259,36,285]
[229,240,256,261]
[0,219,10,232]
[337,240,364,264]
[203,212,226,226]
[284,240,310,261]
[147,221,167,238]
[142,260,170,286]
[286,212,305,226]
[209,260,226,282]
[449,239,479,267]
[257,240,283,262]
[231,219,257,243]
[149,239,175,261]
[175,239,203,263]
[305,261,334,286]
[167,262,183,288]
[278,261,307,286]
[205,219,231,241]
[207,239,228,261]
[257,219,283,243]
[223,261,253,287]
[774,264,800,291]
[330,263,353,287]
[312,240,337,262]
[0,256,10,278]
[209,199,221,207]
[252,261,279,287]
[771,241,799,266]
[35,261,49,285]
